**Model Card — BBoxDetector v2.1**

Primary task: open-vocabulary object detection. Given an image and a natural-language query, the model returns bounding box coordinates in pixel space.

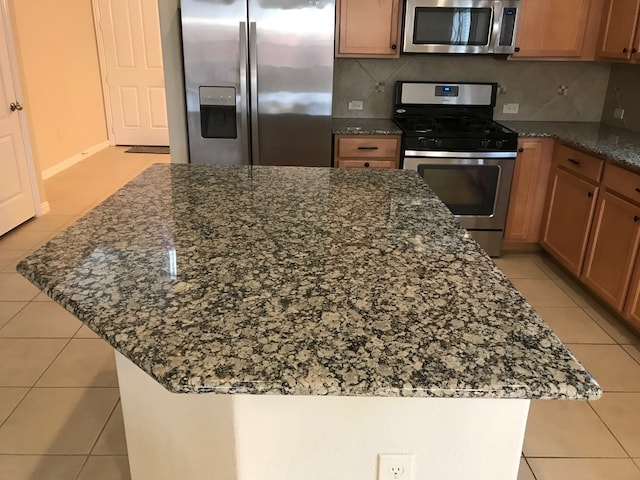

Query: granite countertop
[17,164,600,399]
[332,118,402,136]
[502,121,640,173]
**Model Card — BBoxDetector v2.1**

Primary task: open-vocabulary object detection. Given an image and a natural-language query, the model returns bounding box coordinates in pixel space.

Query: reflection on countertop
[18,165,600,399]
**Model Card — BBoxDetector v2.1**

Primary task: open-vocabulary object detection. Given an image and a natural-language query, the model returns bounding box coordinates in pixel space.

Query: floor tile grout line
[73,455,91,480]
[87,399,121,458]
[586,400,635,459]
[0,333,75,431]
[523,456,539,480]
[0,302,31,333]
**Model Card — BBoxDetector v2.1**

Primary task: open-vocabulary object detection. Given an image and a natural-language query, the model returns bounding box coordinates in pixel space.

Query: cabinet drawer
[336,136,399,158]
[554,143,604,182]
[336,159,397,169]
[603,163,640,204]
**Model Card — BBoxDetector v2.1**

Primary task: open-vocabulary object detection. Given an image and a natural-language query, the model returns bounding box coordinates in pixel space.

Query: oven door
[403,0,497,54]
[403,151,515,231]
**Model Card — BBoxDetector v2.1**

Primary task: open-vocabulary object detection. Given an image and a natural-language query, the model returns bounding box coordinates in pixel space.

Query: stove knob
[418,137,427,146]
[481,139,491,149]
[495,139,504,149]
[432,138,443,148]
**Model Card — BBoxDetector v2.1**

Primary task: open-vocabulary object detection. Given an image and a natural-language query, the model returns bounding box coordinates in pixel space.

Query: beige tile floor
[1,147,640,479]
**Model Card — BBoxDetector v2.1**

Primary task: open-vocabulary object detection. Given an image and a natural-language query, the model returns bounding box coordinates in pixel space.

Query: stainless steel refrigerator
[181,0,335,167]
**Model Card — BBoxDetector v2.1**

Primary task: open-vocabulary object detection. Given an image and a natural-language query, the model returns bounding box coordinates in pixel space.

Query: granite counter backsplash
[17,165,600,400]
[503,121,640,173]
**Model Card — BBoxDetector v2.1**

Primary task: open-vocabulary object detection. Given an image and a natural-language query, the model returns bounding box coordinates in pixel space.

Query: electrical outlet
[502,103,519,114]
[348,100,364,110]
[614,107,625,120]
[378,454,414,480]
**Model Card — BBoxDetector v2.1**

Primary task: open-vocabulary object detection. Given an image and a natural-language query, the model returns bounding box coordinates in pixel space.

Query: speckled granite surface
[17,165,600,399]
[333,118,402,136]
[503,121,640,173]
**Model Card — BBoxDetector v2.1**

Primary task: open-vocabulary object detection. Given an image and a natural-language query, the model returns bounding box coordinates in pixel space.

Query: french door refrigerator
[181,0,335,167]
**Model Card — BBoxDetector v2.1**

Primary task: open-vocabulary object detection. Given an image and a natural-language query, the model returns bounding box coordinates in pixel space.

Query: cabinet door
[581,192,640,310]
[336,0,401,58]
[624,253,640,331]
[513,0,591,57]
[598,0,640,59]
[540,168,598,276]
[504,139,553,244]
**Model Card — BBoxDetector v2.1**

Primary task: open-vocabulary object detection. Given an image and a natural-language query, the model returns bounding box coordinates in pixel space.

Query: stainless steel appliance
[403,0,520,54]
[181,0,335,167]
[395,81,517,256]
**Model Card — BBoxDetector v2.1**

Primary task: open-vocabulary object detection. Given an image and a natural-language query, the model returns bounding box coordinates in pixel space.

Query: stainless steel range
[395,81,517,257]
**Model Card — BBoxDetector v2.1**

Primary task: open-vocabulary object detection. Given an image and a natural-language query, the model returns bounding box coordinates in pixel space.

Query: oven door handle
[403,150,517,159]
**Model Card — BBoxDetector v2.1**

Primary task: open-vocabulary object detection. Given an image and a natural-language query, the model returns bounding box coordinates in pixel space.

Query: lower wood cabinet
[504,138,554,247]
[540,167,599,276]
[334,135,401,169]
[625,255,640,330]
[581,191,640,310]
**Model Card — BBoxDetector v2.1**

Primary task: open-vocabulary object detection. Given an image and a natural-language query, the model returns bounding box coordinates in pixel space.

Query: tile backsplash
[333,56,611,122]
[601,64,640,133]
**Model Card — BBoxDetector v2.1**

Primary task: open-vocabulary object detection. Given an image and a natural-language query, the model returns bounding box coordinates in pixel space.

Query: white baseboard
[37,201,51,216]
[41,140,110,180]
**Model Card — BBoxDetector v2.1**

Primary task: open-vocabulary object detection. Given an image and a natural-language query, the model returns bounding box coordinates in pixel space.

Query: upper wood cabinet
[512,0,604,60]
[597,0,640,61]
[335,0,402,58]
[504,138,554,247]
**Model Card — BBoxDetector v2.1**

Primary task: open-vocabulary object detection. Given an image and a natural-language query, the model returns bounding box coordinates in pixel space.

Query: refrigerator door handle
[249,21,259,165]
[239,22,250,165]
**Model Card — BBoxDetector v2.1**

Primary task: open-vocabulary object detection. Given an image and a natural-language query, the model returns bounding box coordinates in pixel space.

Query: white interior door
[0,5,35,236]
[97,0,169,146]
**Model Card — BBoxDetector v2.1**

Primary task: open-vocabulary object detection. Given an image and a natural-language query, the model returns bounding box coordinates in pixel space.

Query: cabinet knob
[517,147,524,153]
[587,191,593,198]
[633,48,639,54]
[635,187,640,194]
[391,44,397,50]
[364,162,370,168]
[635,216,640,223]
[623,48,629,53]
[514,47,520,52]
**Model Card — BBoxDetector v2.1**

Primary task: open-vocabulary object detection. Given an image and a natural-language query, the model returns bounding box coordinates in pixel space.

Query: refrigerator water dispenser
[199,86,236,139]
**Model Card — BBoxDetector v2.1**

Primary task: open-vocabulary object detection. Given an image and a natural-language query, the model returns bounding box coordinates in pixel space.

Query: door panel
[248,0,334,167]
[98,0,169,145]
[0,7,35,235]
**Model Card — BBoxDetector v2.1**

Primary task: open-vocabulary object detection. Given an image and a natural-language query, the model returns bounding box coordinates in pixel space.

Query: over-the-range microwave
[403,0,520,54]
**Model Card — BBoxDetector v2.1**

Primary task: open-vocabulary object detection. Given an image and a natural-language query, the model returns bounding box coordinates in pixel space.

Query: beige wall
[9,0,108,173]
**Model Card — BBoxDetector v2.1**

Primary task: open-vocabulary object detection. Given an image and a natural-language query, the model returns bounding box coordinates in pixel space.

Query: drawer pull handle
[358,146,379,150]
[364,162,370,168]
[635,216,640,223]
[587,191,593,198]
[635,188,640,194]
[568,158,581,165]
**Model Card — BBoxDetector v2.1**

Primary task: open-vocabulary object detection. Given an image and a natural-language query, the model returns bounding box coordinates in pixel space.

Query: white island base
[116,352,530,480]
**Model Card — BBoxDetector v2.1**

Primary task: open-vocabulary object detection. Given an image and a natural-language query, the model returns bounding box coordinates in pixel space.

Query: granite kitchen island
[18,165,600,480]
